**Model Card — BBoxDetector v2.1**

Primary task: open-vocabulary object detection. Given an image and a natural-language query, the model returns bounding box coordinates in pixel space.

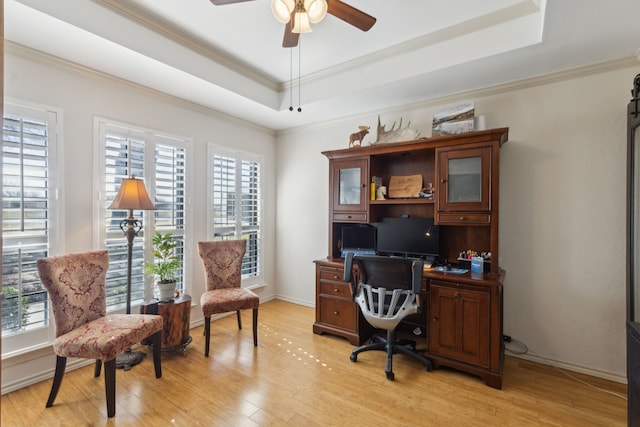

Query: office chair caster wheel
[350,353,357,362]
[386,371,394,380]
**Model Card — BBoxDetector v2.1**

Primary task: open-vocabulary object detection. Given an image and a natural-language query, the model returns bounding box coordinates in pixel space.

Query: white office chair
[344,253,433,380]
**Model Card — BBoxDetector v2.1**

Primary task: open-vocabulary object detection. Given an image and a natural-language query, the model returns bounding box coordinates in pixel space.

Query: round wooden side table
[140,293,192,355]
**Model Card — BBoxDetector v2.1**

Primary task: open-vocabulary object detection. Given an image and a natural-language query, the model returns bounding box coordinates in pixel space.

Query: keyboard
[341,249,377,258]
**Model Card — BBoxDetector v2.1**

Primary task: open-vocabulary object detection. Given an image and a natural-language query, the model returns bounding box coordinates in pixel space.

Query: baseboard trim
[508,352,627,384]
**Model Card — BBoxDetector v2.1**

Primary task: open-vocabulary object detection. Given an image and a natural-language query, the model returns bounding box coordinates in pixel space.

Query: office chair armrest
[343,252,358,301]
[344,252,354,282]
[411,259,424,294]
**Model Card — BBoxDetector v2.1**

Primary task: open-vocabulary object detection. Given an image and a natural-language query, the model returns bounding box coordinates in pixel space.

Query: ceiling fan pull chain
[297,41,302,112]
[289,47,294,111]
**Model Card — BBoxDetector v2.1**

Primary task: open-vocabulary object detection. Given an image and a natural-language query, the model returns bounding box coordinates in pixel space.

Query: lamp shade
[306,0,327,23]
[271,0,295,23]
[292,11,312,33]
[108,176,155,211]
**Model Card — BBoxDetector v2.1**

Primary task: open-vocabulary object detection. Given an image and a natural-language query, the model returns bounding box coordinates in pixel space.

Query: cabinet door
[437,146,491,212]
[429,281,490,368]
[331,158,368,213]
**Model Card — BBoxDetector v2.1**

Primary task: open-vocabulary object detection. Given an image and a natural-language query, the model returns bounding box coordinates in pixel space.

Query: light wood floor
[1,300,628,426]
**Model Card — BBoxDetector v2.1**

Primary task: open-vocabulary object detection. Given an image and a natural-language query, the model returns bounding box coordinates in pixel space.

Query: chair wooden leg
[152,330,162,378]
[104,359,116,418]
[204,316,211,357]
[252,308,258,347]
[94,359,102,377]
[46,356,67,408]
[236,310,242,330]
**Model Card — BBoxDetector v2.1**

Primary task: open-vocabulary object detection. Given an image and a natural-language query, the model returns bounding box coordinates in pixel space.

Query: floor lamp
[108,175,155,370]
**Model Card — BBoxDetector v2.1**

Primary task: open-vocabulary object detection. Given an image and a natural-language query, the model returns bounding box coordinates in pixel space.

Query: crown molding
[5,41,275,136]
[276,56,640,136]
[91,0,278,92]
[283,0,543,92]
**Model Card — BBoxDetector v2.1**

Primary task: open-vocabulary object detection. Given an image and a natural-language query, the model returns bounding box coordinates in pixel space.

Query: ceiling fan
[209,0,376,48]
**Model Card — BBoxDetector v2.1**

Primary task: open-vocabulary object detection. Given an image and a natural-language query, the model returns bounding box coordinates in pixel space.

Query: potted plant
[145,231,181,302]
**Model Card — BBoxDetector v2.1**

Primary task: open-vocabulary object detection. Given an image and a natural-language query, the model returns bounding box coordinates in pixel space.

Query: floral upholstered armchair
[197,240,259,357]
[37,250,164,418]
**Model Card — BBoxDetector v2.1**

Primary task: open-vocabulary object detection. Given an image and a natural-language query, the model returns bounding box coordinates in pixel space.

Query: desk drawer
[318,296,357,331]
[437,212,491,225]
[319,267,346,283]
[319,281,351,298]
[332,212,367,222]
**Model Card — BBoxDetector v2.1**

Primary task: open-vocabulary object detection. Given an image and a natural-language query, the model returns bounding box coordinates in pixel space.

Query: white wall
[1,44,277,391]
[275,63,636,381]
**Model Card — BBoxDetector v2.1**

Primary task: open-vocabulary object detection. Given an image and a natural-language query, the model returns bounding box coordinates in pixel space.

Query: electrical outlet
[503,335,512,343]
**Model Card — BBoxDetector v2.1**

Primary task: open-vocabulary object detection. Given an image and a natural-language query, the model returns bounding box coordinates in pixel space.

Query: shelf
[370,198,434,205]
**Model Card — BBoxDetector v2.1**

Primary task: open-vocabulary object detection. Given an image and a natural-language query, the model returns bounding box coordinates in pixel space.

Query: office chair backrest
[344,254,423,295]
[344,254,424,328]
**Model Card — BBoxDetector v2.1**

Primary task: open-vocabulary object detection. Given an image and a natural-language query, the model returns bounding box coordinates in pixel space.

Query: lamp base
[115,348,146,370]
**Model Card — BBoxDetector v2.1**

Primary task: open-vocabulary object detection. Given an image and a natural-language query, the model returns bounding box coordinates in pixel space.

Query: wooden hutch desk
[313,128,508,388]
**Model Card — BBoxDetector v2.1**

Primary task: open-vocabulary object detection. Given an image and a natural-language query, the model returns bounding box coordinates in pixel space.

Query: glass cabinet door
[331,158,368,212]
[437,146,491,212]
[339,167,362,205]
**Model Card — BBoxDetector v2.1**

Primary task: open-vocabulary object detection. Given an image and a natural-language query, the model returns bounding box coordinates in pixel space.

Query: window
[209,146,263,286]
[2,103,61,352]
[96,120,189,309]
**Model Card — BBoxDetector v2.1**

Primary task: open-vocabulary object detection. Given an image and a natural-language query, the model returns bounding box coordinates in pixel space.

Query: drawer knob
[334,288,339,293]
[432,317,438,322]
[333,275,338,280]
[459,216,466,221]
[333,311,339,315]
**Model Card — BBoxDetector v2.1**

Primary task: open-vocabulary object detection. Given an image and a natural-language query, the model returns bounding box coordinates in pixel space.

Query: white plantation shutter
[240,159,261,277]
[152,139,186,290]
[212,154,236,237]
[2,103,61,351]
[210,147,262,282]
[103,128,149,308]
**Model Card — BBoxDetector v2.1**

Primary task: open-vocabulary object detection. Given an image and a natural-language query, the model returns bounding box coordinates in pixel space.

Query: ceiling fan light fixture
[292,10,312,33]
[271,0,295,23]
[305,0,328,24]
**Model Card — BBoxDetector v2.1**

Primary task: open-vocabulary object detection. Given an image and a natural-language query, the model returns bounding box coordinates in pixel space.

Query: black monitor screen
[341,225,376,251]
[375,217,439,259]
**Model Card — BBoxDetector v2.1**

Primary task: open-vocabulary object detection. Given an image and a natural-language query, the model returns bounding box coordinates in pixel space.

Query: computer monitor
[375,217,439,260]
[341,225,376,257]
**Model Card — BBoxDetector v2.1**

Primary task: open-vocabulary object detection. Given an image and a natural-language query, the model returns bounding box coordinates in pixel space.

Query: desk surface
[317,258,505,287]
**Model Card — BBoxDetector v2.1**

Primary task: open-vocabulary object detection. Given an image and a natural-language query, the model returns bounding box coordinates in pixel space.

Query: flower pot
[157,281,176,302]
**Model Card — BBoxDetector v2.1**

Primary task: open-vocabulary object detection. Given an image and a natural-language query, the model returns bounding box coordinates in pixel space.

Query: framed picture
[432,102,475,136]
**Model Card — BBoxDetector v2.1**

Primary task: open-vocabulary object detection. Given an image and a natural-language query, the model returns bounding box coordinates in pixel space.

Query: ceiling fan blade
[282,21,299,48]
[209,0,255,5]
[327,0,376,31]
[282,10,299,48]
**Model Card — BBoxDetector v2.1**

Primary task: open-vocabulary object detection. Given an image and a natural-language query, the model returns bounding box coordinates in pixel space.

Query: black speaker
[628,321,640,427]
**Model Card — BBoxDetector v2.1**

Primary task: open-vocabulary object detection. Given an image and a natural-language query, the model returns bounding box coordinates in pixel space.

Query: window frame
[1,100,64,356]
[207,144,264,288]
[93,118,192,310]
